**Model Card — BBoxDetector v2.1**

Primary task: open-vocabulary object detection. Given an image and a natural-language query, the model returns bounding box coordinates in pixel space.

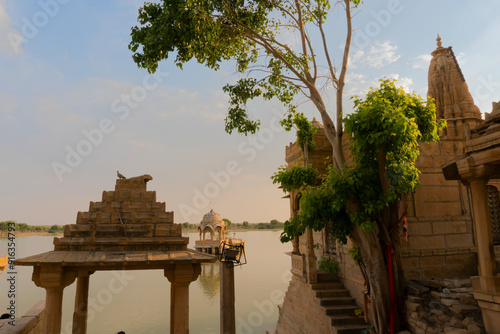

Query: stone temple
[15,174,215,334]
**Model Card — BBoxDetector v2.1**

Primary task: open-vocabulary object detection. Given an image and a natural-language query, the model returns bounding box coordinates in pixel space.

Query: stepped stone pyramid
[54,174,188,251]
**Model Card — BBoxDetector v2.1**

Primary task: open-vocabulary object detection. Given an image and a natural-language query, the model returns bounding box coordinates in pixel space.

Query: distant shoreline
[0,231,62,237]
[0,228,281,238]
[181,227,283,233]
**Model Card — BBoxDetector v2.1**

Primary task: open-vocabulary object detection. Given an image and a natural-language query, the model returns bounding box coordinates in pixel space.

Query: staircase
[312,271,370,334]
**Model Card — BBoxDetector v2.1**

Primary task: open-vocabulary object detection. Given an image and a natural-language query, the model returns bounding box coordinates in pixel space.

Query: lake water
[0,231,291,334]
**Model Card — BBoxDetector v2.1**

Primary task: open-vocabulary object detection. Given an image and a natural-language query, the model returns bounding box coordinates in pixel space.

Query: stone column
[220,262,235,334]
[72,270,93,334]
[457,163,500,331]
[469,179,497,283]
[305,228,317,284]
[32,265,76,334]
[164,263,201,334]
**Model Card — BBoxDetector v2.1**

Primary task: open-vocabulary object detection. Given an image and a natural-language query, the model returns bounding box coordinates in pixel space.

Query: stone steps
[310,282,345,290]
[329,314,367,326]
[323,305,359,316]
[314,289,351,298]
[310,270,370,333]
[334,324,373,334]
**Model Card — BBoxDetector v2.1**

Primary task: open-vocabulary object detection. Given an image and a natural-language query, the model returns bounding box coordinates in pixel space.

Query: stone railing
[0,301,45,334]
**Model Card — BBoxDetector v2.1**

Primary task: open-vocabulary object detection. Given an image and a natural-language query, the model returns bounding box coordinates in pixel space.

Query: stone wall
[0,301,45,334]
[276,275,336,334]
[402,139,478,280]
[336,240,366,309]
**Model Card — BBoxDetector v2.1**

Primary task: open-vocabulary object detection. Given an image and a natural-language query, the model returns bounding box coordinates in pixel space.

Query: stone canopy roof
[199,209,226,231]
[17,174,216,268]
[443,102,500,181]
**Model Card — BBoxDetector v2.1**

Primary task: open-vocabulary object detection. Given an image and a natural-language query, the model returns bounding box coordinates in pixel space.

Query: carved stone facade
[427,35,482,140]
[275,37,499,332]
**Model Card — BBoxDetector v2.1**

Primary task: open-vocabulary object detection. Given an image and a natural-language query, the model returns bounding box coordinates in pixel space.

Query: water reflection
[198,262,220,303]
[0,231,292,334]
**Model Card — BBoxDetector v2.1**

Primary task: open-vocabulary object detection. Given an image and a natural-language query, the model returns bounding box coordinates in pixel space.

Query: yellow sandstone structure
[274,36,500,333]
[195,209,227,254]
[15,174,215,334]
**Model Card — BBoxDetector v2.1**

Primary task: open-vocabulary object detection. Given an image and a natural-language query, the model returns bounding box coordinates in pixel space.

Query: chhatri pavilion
[194,209,227,255]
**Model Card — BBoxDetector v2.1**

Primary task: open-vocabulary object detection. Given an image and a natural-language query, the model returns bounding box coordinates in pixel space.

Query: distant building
[195,209,227,254]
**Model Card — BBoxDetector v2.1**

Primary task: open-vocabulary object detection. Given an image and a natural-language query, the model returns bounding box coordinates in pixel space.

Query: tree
[242,221,249,228]
[270,219,280,228]
[48,225,59,233]
[128,2,424,332]
[277,79,445,332]
[130,0,360,169]
[222,218,232,227]
[17,223,29,232]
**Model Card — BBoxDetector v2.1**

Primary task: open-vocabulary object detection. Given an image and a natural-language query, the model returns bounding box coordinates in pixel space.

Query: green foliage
[222,218,232,227]
[48,225,60,233]
[271,164,318,193]
[255,220,284,229]
[242,221,249,228]
[129,0,360,136]
[181,222,197,229]
[347,247,362,265]
[280,215,304,242]
[270,219,280,228]
[318,256,340,275]
[0,221,63,234]
[279,78,444,244]
[281,112,317,151]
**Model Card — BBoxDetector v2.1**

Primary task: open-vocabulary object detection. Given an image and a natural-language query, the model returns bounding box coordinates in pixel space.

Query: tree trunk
[350,225,390,334]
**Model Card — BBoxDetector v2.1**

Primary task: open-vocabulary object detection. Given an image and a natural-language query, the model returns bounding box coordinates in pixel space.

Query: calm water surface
[0,231,291,334]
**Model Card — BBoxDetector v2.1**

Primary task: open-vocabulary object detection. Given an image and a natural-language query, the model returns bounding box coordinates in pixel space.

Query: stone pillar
[220,262,235,334]
[32,265,76,334]
[292,236,300,255]
[165,263,201,334]
[305,228,317,284]
[469,179,497,283]
[72,271,93,334]
[456,163,500,331]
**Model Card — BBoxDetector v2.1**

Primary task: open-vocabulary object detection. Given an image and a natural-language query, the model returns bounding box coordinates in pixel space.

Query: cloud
[345,72,413,97]
[350,41,401,69]
[388,74,413,93]
[454,51,465,66]
[0,0,23,56]
[412,54,432,69]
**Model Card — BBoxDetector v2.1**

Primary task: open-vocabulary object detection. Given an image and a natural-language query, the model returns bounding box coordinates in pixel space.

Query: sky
[1,0,500,227]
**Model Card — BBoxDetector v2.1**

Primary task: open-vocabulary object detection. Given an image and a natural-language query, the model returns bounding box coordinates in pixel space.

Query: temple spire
[436,34,442,48]
[427,37,482,139]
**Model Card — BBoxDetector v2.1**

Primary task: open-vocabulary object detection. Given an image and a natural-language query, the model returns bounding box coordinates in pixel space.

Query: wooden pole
[220,262,235,334]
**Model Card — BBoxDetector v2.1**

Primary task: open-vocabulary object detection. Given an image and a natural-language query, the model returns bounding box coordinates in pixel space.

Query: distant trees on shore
[0,221,64,234]
[181,219,284,230]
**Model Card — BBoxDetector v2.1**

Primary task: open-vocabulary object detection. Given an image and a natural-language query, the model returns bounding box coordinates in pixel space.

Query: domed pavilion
[195,209,227,254]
